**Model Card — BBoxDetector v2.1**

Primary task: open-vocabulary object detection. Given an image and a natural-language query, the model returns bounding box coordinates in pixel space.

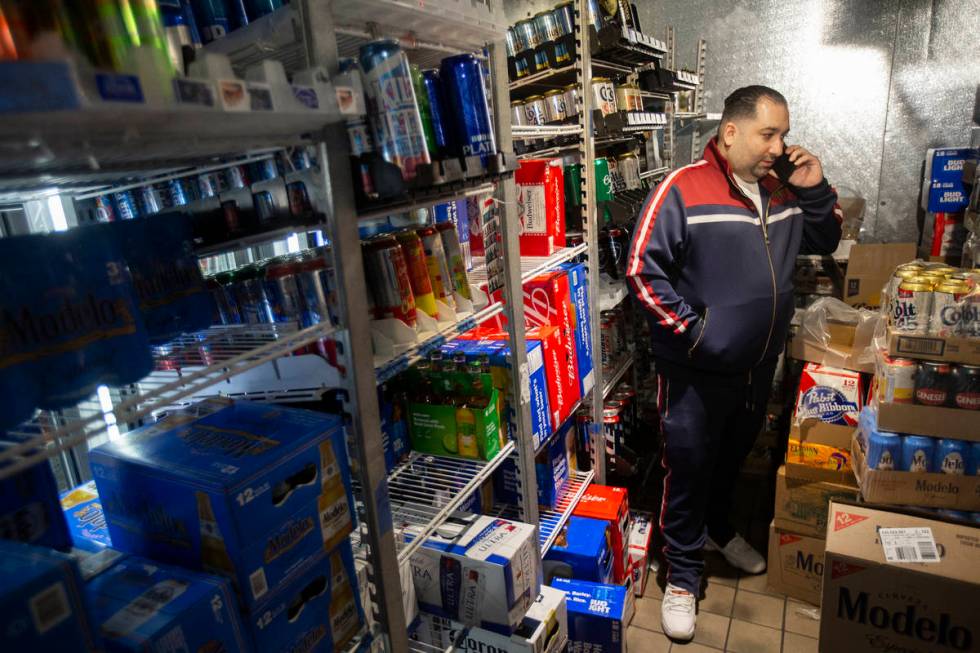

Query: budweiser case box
[885,327,980,365]
[573,485,630,584]
[875,400,980,442]
[517,159,565,256]
[60,481,112,552]
[774,465,859,538]
[843,243,917,307]
[551,577,628,653]
[412,585,568,653]
[766,521,826,605]
[529,326,577,432]
[409,515,542,634]
[90,399,355,608]
[627,512,654,596]
[86,556,252,653]
[820,502,980,653]
[544,516,614,584]
[558,262,596,398]
[522,271,582,417]
[0,540,100,652]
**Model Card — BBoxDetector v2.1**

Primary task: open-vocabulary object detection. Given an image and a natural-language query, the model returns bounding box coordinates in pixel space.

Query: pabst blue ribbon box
[795,362,863,427]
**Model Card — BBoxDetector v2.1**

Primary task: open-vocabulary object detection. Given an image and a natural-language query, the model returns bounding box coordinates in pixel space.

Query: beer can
[420,69,450,157]
[513,56,530,79]
[95,195,116,222]
[613,386,637,441]
[599,315,614,373]
[359,40,430,181]
[138,185,161,215]
[564,83,580,117]
[410,64,438,158]
[934,439,969,475]
[591,77,617,116]
[612,307,627,354]
[439,54,497,166]
[553,43,572,68]
[586,0,603,31]
[263,257,303,323]
[436,221,472,301]
[543,89,568,123]
[505,27,519,57]
[594,157,613,202]
[553,2,575,36]
[295,248,336,329]
[514,18,541,52]
[209,272,241,325]
[523,95,547,126]
[915,361,952,406]
[232,264,275,324]
[951,364,980,410]
[893,277,934,334]
[417,225,456,310]
[878,354,917,404]
[533,50,551,74]
[564,163,583,207]
[534,10,561,42]
[362,235,417,327]
[615,84,633,112]
[901,435,935,473]
[959,291,980,338]
[616,152,641,191]
[223,164,249,190]
[603,403,623,456]
[866,431,901,471]
[888,266,924,299]
[197,172,220,199]
[112,190,139,221]
[394,229,437,317]
[511,100,527,127]
[931,279,970,336]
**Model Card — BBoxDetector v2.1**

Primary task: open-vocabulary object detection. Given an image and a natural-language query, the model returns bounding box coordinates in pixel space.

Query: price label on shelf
[879,527,940,563]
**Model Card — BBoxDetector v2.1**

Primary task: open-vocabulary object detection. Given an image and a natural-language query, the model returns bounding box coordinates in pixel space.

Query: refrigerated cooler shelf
[494,468,594,555]
[602,356,634,399]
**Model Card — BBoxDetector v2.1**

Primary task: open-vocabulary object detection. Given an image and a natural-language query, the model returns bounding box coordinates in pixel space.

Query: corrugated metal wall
[503,0,980,243]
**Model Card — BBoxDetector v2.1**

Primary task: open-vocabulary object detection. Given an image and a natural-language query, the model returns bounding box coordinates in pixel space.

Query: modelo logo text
[837,587,972,649]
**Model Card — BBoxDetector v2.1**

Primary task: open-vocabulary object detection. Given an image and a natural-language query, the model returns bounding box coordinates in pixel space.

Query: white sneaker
[661,583,696,641]
[706,534,767,574]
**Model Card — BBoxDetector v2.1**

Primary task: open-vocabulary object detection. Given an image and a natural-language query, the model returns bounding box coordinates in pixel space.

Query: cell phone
[772,152,796,183]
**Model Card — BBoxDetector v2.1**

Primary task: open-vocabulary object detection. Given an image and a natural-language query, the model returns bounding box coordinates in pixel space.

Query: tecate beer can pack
[89,399,355,609]
[572,485,630,584]
[60,481,112,553]
[544,516,614,584]
[516,159,566,256]
[408,514,542,634]
[550,577,628,653]
[795,362,863,426]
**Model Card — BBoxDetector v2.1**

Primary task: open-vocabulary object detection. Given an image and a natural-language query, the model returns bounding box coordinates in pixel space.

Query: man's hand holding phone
[771,144,823,188]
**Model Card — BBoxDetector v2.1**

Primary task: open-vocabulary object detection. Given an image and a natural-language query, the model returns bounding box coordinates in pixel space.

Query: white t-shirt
[733,175,764,218]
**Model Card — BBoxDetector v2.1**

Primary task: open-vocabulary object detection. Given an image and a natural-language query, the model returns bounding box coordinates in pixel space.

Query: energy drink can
[893,277,933,334]
[362,235,416,327]
[534,10,560,42]
[439,54,497,167]
[915,361,952,406]
[190,0,230,43]
[952,364,980,410]
[418,225,456,310]
[934,439,969,475]
[866,431,901,470]
[553,2,575,36]
[394,229,438,318]
[421,69,450,157]
[901,435,934,473]
[359,40,430,181]
[543,89,568,123]
[437,221,471,301]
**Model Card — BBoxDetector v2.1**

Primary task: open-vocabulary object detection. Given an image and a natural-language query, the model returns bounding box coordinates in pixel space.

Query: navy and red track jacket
[626,137,843,374]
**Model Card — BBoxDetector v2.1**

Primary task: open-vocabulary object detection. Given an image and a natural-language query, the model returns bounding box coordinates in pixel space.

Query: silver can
[511,100,527,127]
[617,152,641,190]
[961,291,980,338]
[893,278,934,334]
[931,280,969,337]
[564,83,580,117]
[505,27,519,57]
[523,95,547,126]
[591,77,617,116]
[543,89,568,123]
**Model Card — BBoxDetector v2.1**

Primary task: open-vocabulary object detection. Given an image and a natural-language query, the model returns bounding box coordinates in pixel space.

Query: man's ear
[721,121,737,147]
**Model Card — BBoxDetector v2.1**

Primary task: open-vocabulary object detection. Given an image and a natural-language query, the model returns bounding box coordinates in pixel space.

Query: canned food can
[514,18,541,51]
[362,235,417,327]
[543,89,568,122]
[417,225,456,310]
[915,361,952,406]
[523,95,547,126]
[436,221,472,301]
[394,229,437,317]
[263,258,303,323]
[901,435,935,472]
[591,77,617,116]
[553,2,575,35]
[439,54,497,166]
[879,355,917,404]
[564,83,580,117]
[534,10,560,42]
[893,277,934,333]
[934,439,969,475]
[952,364,980,410]
[866,430,901,471]
[511,100,527,127]
[931,280,970,336]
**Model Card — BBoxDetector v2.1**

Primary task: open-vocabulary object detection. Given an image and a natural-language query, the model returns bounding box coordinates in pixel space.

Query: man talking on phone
[626,85,841,641]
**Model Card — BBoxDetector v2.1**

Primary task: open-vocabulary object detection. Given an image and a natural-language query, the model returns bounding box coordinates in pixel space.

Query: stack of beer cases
[83,398,363,653]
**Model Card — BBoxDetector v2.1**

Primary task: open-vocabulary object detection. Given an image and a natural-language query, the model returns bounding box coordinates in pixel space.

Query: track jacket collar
[704,137,783,202]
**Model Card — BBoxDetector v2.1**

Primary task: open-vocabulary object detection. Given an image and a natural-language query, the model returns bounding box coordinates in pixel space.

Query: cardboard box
[517,159,565,256]
[544,516,614,584]
[494,421,569,510]
[523,271,582,416]
[558,262,596,399]
[786,421,857,486]
[0,540,100,652]
[820,502,980,653]
[886,326,980,365]
[60,481,112,552]
[788,331,875,374]
[766,521,825,606]
[774,465,859,538]
[90,399,355,608]
[86,555,251,653]
[412,585,568,653]
[530,326,576,432]
[875,399,980,442]
[852,432,980,510]
[410,515,542,634]
[843,243,917,308]
[551,578,628,653]
[408,383,501,461]
[795,362,863,427]
[1,453,72,551]
[573,485,631,584]
[627,512,654,597]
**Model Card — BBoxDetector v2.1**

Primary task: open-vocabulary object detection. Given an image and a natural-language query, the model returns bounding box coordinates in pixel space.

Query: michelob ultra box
[795,362,863,427]
[60,481,112,552]
[550,577,628,653]
[409,514,542,634]
[558,262,596,399]
[412,585,568,653]
[90,399,354,608]
[0,540,101,652]
[544,516,613,584]
[86,556,251,653]
[0,451,72,551]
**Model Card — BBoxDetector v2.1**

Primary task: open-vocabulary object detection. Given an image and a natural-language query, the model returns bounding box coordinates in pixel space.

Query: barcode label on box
[30,582,71,634]
[880,527,940,563]
[895,336,945,356]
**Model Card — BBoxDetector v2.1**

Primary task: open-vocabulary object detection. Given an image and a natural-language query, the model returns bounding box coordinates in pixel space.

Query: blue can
[553,2,575,36]
[421,69,450,155]
[223,165,249,190]
[112,191,139,220]
[505,28,519,57]
[969,441,980,475]
[263,258,302,323]
[164,178,189,207]
[226,0,250,28]
[866,430,901,471]
[245,0,281,20]
[249,158,279,182]
[190,0,231,43]
[359,40,431,181]
[587,0,603,31]
[935,439,969,475]
[901,435,935,473]
[439,54,497,167]
[139,186,161,215]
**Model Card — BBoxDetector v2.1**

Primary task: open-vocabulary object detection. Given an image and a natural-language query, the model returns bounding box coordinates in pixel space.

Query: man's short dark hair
[718,85,787,131]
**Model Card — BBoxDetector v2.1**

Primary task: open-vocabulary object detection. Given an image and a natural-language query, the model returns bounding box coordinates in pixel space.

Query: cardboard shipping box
[786,421,858,486]
[843,243,917,308]
[820,502,980,653]
[774,465,859,538]
[788,318,875,374]
[875,400,980,442]
[886,327,980,366]
[766,521,826,606]
[572,485,631,584]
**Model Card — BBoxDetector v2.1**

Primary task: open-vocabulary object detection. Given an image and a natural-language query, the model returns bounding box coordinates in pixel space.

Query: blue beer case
[550,577,628,653]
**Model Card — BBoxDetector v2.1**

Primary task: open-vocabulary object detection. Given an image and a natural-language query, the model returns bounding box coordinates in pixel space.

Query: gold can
[615,84,633,112]
[889,267,924,297]
[931,265,959,277]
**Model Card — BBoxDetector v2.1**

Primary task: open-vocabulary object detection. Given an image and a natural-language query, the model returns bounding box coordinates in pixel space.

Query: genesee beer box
[875,399,980,442]
[90,399,355,608]
[60,481,113,552]
[820,502,980,653]
[86,556,251,653]
[766,521,825,606]
[550,577,628,653]
[516,159,566,256]
[544,516,614,584]
[572,485,630,584]
[774,465,859,538]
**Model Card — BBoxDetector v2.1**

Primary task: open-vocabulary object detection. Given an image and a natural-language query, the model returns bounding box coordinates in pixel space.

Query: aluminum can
[878,354,917,404]
[594,157,612,201]
[599,315,614,373]
[915,361,952,406]
[111,190,139,220]
[603,403,623,456]
[523,95,547,126]
[931,279,970,336]
[421,69,450,156]
[231,264,274,324]
[511,100,527,127]
[244,0,281,20]
[223,164,249,190]
[601,310,621,367]
[591,77,616,116]
[248,157,278,183]
[534,10,561,42]
[901,435,935,473]
[410,64,438,158]
[553,40,572,66]
[617,152,641,191]
[505,27,519,57]
[138,185,161,215]
[888,265,924,299]
[586,0,603,31]
[866,430,901,471]
[564,83,580,117]
[543,89,568,123]
[934,438,969,475]
[437,221,472,301]
[197,171,220,198]
[611,307,627,354]
[295,249,335,329]
[394,229,438,318]
[262,257,303,323]
[439,54,497,166]
[190,0,230,43]
[513,56,530,79]
[514,18,541,51]
[960,291,980,338]
[952,364,980,410]
[362,235,417,326]
[211,271,241,324]
[552,2,575,35]
[613,387,636,441]
[417,225,456,310]
[615,84,633,112]
[95,195,116,222]
[359,40,430,181]
[893,277,934,334]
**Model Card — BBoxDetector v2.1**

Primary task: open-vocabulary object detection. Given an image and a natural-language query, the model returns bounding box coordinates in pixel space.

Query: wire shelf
[512,124,584,140]
[539,469,594,554]
[467,243,589,288]
[639,166,670,181]
[602,356,633,399]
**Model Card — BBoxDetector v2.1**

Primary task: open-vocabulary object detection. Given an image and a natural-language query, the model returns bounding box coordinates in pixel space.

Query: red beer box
[573,485,631,584]
[516,159,565,256]
[523,271,581,414]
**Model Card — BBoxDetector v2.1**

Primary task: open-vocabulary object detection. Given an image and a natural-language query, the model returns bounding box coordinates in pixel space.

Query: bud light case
[0,452,72,551]
[550,577,627,653]
[0,540,101,653]
[90,399,354,609]
[86,556,250,653]
[60,481,112,553]
[795,363,863,427]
